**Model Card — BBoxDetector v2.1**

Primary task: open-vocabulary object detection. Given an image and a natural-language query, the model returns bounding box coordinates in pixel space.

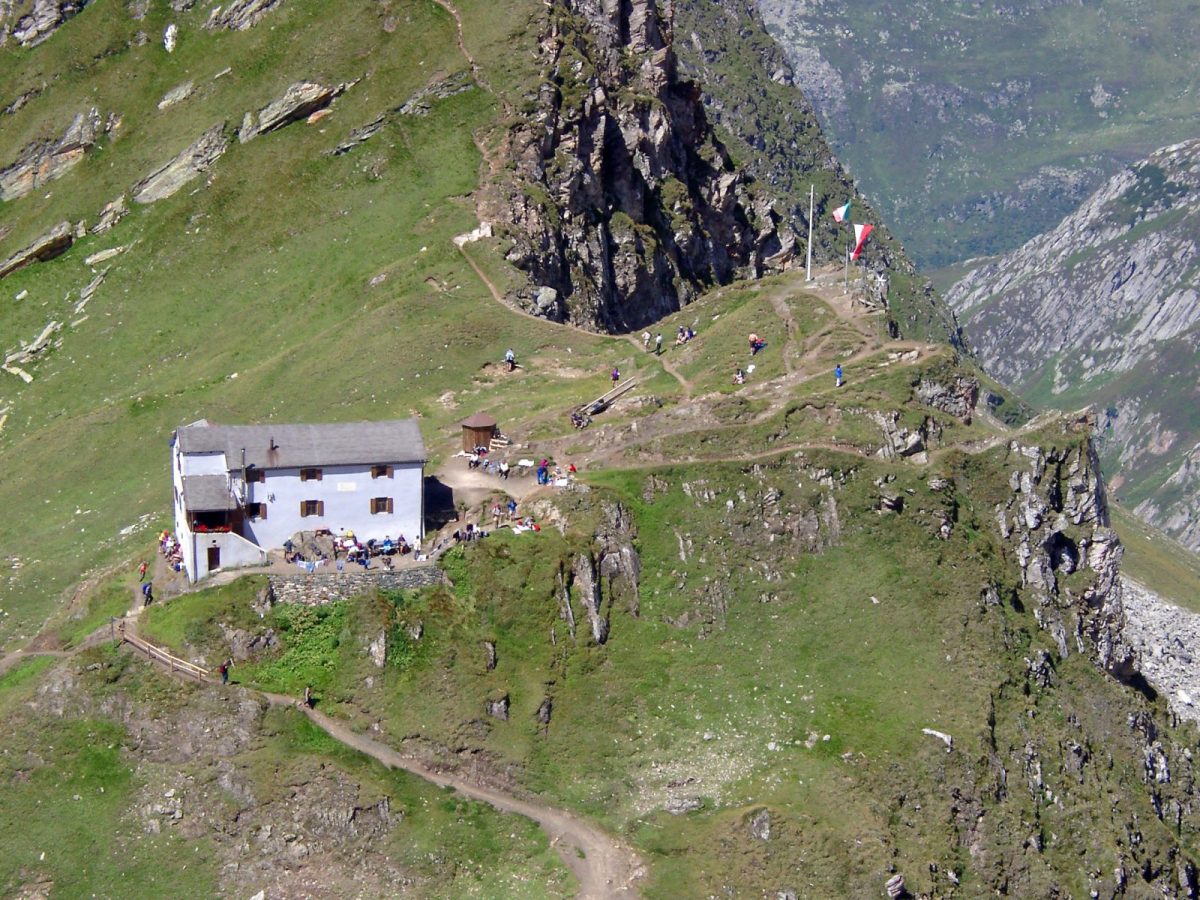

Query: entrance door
[207,546,221,571]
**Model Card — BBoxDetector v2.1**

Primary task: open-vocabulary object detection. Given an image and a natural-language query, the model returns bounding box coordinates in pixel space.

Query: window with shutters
[371,465,394,479]
[300,468,323,482]
[247,502,267,519]
[370,497,394,515]
[301,500,324,517]
[246,468,266,483]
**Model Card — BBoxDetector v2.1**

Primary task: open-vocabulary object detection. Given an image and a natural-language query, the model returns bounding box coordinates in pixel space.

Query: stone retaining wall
[267,566,445,606]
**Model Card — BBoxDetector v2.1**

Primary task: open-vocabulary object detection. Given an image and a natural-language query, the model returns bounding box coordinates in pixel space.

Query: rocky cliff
[496,0,794,331]
[671,0,961,347]
[947,138,1200,552]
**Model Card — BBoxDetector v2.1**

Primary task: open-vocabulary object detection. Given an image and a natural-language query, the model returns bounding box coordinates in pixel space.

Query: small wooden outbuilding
[461,412,498,452]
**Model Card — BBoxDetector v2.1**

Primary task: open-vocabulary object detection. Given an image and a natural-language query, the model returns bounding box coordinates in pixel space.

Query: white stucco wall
[244,462,423,548]
[189,530,268,581]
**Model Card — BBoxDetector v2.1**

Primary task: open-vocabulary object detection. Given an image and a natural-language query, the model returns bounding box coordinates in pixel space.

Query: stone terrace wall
[267,567,445,606]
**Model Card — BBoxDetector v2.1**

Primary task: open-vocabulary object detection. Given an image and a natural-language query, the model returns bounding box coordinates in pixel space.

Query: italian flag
[832,200,852,223]
[851,223,874,260]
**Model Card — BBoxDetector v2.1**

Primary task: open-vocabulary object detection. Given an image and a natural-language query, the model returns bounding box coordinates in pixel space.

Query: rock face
[4,0,91,47]
[555,499,640,644]
[994,434,1134,680]
[132,123,230,204]
[0,108,102,200]
[0,221,73,279]
[948,138,1200,551]
[495,0,793,332]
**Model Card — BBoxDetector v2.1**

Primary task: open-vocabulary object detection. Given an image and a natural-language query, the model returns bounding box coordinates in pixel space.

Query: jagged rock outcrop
[0,107,101,201]
[948,138,1200,551]
[550,498,640,645]
[495,0,793,332]
[0,220,73,278]
[239,81,344,143]
[3,0,91,47]
[204,0,284,31]
[132,122,229,204]
[994,433,1134,678]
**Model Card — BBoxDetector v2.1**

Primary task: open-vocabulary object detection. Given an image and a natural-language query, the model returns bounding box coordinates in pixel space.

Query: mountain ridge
[947,136,1200,553]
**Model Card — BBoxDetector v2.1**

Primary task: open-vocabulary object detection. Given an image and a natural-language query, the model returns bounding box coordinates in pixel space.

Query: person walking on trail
[302,685,313,709]
[505,348,516,372]
[507,498,517,520]
[219,660,230,684]
[138,560,147,581]
[642,330,651,350]
[835,364,843,388]
[611,366,620,385]
[141,581,153,606]
[655,333,663,355]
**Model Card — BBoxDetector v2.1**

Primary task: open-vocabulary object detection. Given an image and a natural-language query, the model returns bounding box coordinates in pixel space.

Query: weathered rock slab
[0,221,73,279]
[132,123,229,204]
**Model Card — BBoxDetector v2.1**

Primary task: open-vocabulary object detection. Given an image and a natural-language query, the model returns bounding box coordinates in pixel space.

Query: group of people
[675,325,696,345]
[158,531,183,572]
[570,410,591,429]
[748,333,767,355]
[467,448,511,479]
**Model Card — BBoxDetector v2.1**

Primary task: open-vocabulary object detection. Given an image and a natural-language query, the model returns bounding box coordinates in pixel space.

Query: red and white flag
[851,223,873,260]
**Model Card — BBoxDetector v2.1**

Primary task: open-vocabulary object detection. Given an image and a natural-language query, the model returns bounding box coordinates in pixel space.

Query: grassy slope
[135,439,1200,896]
[0,0,650,650]
[0,647,571,898]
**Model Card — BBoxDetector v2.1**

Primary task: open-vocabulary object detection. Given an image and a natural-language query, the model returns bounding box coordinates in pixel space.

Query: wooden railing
[118,622,209,682]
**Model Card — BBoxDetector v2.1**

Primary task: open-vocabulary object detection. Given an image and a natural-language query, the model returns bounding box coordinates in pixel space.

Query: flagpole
[843,244,849,293]
[805,184,814,282]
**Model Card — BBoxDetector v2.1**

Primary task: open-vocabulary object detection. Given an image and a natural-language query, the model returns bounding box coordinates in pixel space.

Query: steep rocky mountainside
[672,0,960,347]
[946,139,1200,553]
[495,0,792,332]
[757,0,1200,269]
[491,0,962,343]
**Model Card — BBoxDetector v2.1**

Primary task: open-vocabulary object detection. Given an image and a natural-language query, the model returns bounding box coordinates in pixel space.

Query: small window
[247,502,267,519]
[246,468,265,483]
[300,467,323,482]
[371,465,394,479]
[370,497,394,515]
[300,499,325,517]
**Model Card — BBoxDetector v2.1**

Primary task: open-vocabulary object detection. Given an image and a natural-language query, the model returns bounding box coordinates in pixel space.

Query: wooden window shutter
[260,503,267,520]
[387,497,394,514]
[387,465,394,478]
[316,469,323,481]
[300,500,306,516]
[317,500,325,516]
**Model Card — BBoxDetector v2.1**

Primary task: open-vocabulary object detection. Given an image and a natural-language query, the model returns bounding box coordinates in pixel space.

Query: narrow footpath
[115,614,645,899]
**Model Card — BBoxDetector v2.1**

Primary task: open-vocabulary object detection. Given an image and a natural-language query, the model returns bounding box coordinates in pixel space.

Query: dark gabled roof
[182,474,236,512]
[176,419,426,469]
